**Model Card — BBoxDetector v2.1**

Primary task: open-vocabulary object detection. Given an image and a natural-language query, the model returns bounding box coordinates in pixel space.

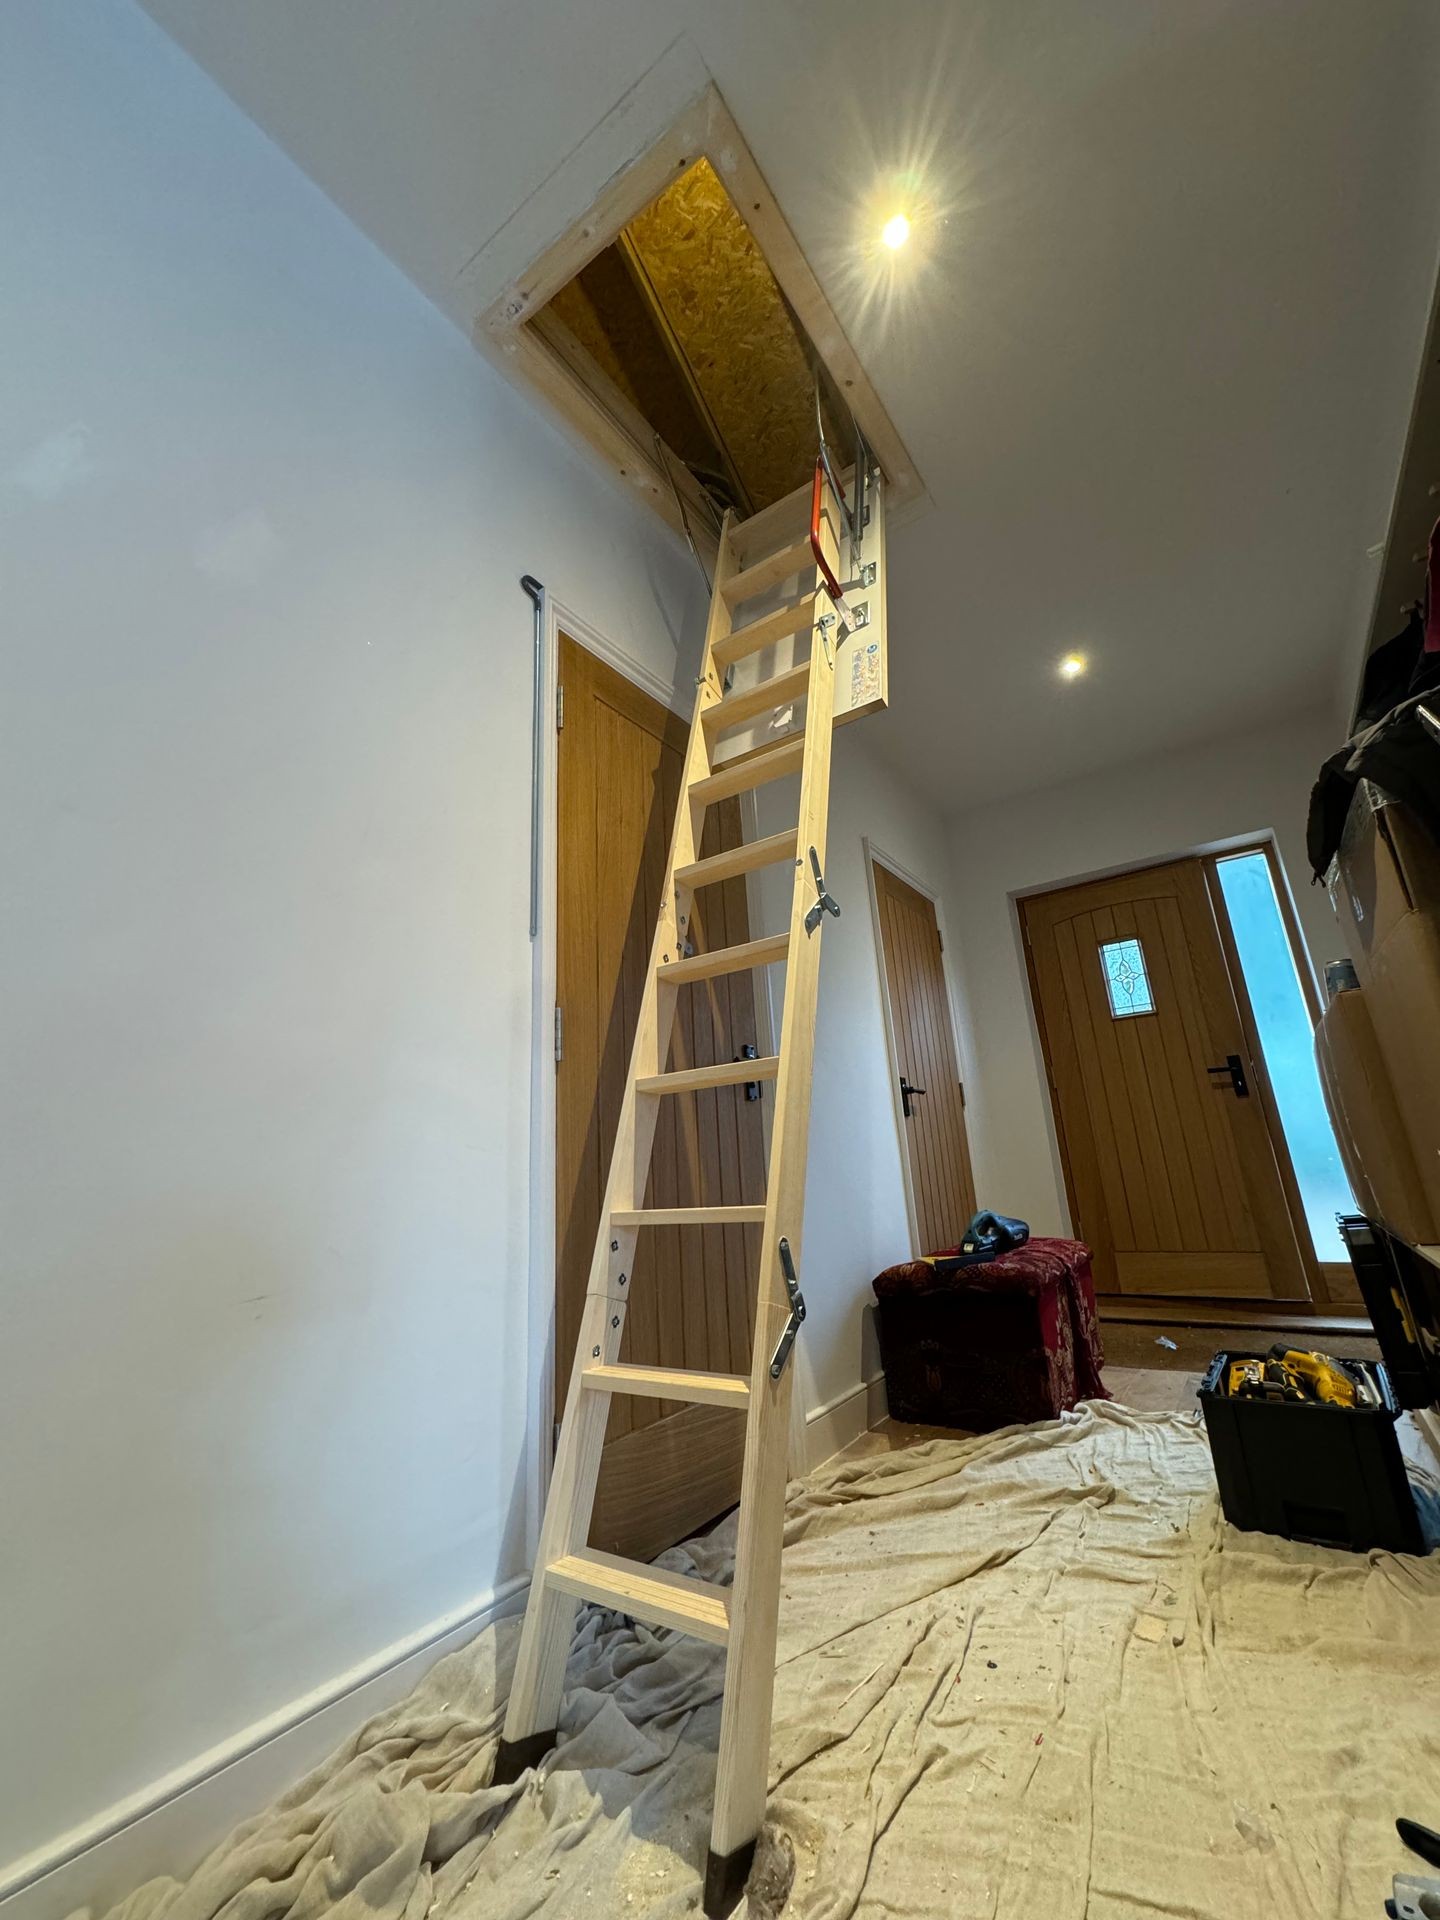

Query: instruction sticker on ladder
[850,637,881,708]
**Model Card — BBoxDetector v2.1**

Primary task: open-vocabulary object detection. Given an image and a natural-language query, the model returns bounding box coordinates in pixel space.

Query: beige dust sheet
[91,1403,1440,1920]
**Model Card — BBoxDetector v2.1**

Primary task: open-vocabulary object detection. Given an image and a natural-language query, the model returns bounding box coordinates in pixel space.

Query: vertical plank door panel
[555,635,768,1559]
[872,863,976,1253]
[1022,858,1308,1300]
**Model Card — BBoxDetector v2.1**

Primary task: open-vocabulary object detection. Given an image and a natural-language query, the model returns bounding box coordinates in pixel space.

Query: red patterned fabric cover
[871,1237,1108,1429]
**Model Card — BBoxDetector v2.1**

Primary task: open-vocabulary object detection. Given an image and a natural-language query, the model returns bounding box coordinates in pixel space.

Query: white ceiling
[138,0,1440,808]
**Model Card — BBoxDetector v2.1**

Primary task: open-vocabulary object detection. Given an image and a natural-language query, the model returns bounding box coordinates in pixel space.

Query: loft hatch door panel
[1023,859,1309,1302]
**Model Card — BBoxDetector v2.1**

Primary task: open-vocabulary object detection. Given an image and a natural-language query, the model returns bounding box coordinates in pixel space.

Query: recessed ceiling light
[1058,652,1088,680]
[880,213,911,251]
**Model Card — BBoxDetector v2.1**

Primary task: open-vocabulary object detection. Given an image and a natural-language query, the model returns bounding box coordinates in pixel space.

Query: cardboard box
[1315,988,1437,1246]
[1363,909,1440,1229]
[1327,781,1440,977]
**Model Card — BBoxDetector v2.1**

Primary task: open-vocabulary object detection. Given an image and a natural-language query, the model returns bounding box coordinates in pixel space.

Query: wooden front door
[1022,858,1307,1299]
[873,861,976,1253]
[556,635,766,1561]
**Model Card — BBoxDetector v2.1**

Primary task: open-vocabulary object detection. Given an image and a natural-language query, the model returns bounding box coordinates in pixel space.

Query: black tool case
[1338,1215,1440,1412]
[1198,1351,1424,1554]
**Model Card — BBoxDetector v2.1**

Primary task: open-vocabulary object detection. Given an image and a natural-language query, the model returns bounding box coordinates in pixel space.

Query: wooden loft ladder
[492,453,886,1918]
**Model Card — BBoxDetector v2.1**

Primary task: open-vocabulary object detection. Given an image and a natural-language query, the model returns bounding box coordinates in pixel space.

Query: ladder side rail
[707,538,842,1884]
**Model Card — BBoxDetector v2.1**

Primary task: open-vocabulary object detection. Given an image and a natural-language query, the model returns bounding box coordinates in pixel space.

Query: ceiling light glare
[881,213,911,251]
[1058,652,1088,680]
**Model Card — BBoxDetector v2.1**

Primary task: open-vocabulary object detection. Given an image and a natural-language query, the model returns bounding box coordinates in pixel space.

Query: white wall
[755,731,976,1428]
[0,0,702,1897]
[945,706,1343,1239]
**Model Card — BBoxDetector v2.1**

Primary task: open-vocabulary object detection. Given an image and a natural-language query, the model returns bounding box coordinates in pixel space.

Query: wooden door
[873,862,977,1253]
[556,635,766,1561]
[1022,858,1307,1299]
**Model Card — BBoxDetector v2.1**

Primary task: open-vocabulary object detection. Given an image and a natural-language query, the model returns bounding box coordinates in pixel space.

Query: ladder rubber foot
[703,1839,756,1918]
[491,1727,559,1785]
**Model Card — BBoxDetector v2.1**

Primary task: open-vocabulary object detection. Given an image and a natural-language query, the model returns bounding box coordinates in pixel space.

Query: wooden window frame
[473,84,925,550]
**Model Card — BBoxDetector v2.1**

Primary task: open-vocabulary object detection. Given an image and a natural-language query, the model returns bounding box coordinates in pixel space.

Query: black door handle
[1204,1053,1249,1098]
[900,1076,927,1119]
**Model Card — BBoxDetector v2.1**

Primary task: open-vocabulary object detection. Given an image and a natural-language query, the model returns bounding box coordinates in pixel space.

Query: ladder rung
[611,1204,768,1227]
[635,1057,778,1096]
[712,593,819,670]
[581,1362,752,1407]
[721,535,814,607]
[658,931,788,985]
[674,827,799,892]
[545,1548,731,1646]
[727,478,810,571]
[702,661,811,738]
[690,735,804,807]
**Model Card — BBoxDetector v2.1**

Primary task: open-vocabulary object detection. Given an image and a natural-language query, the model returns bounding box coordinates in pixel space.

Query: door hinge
[556,682,564,731]
[937,927,944,952]
[554,1003,564,1064]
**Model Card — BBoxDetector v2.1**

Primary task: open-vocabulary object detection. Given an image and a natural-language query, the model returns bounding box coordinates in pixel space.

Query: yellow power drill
[1267,1345,1358,1407]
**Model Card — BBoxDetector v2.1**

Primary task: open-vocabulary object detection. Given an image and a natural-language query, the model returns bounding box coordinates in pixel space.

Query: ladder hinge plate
[804,845,841,936]
[769,1237,807,1379]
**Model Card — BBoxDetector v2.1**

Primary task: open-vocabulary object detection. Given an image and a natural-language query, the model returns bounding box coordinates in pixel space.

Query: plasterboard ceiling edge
[463,58,928,539]
[455,35,711,330]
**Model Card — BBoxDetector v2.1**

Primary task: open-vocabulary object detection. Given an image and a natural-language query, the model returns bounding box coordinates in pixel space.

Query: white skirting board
[804,1375,889,1473]
[8,1386,891,1920]
[0,1577,529,1920]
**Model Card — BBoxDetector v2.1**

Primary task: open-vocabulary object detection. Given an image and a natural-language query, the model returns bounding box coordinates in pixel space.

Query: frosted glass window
[1099,937,1155,1018]
[1214,851,1354,1262]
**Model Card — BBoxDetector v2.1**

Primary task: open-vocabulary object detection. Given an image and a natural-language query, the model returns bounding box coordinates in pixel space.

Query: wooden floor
[1100,1318,1379,1372]
[839,1365,1200,1461]
[1104,1363,1206,1410]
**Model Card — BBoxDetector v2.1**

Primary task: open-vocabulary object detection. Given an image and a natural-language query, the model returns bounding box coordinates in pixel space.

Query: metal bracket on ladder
[768,1238,806,1379]
[803,846,840,935]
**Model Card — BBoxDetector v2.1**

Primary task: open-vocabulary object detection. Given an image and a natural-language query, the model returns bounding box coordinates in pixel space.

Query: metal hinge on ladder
[769,1238,807,1379]
[554,1004,563,1064]
[803,846,841,936]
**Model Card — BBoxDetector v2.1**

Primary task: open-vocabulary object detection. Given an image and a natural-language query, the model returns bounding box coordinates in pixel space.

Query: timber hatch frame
[472,82,927,550]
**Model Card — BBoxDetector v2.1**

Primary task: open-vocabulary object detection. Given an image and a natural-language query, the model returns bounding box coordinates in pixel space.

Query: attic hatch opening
[530,157,852,528]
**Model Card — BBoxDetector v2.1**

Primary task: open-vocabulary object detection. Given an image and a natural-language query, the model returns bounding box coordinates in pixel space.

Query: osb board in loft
[625,158,832,512]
